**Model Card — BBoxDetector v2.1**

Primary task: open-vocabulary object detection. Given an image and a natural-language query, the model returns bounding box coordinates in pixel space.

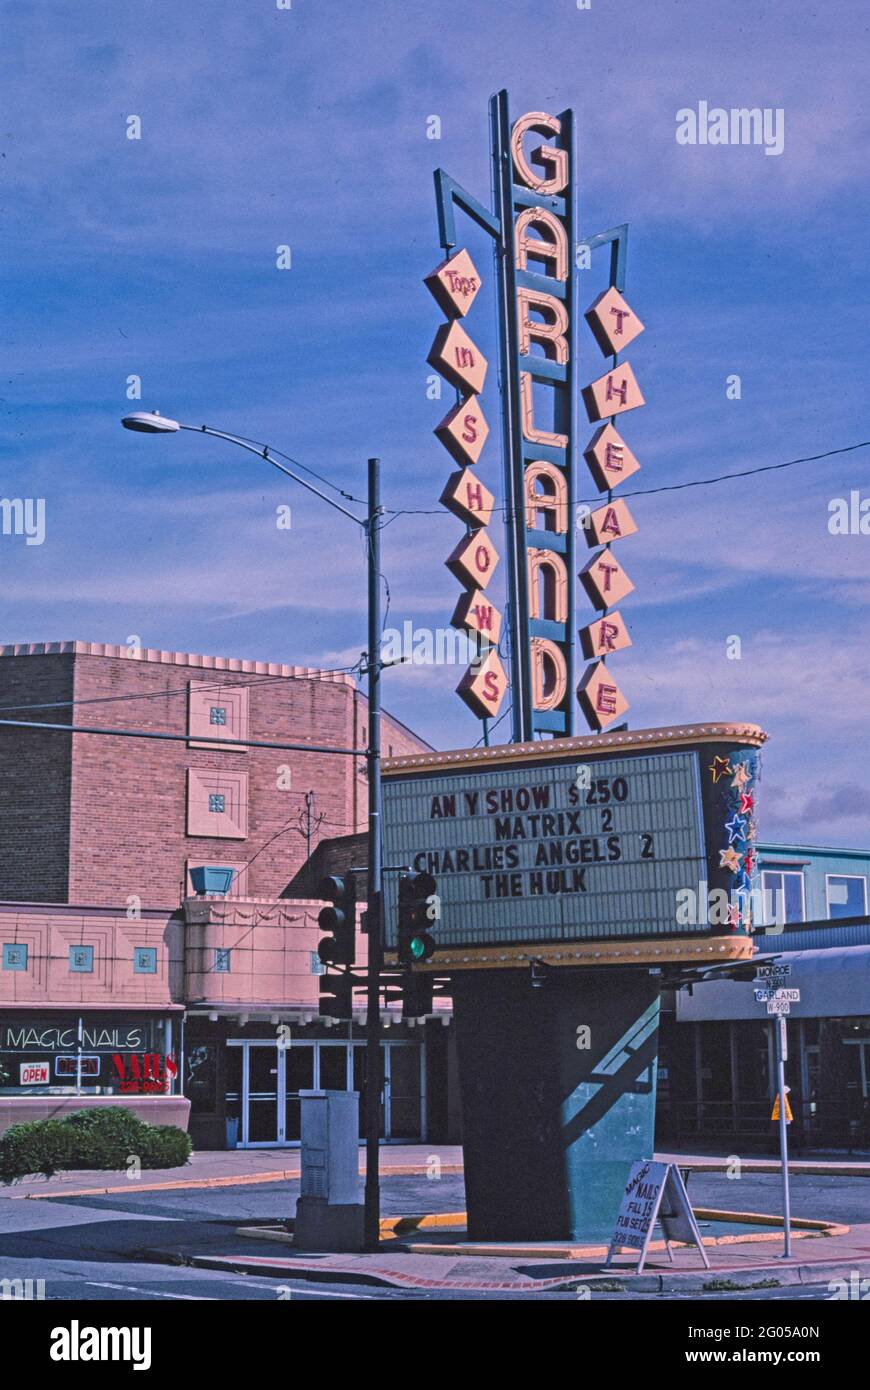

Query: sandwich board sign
[606,1159,710,1273]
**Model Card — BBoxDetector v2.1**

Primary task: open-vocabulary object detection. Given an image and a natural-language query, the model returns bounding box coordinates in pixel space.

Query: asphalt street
[0,1172,866,1302]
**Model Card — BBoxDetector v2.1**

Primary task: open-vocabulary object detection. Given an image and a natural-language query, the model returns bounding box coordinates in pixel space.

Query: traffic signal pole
[363,456,384,1251]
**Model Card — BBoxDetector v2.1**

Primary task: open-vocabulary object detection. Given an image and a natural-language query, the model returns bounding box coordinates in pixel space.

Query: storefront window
[185,1044,218,1113]
[0,1014,177,1097]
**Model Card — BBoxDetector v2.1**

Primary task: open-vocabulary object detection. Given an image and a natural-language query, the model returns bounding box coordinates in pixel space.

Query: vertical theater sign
[426,248,509,722]
[409,94,767,1245]
[427,90,643,742]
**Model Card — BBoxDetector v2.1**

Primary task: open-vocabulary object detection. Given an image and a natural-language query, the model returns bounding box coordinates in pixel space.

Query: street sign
[757,987,800,1008]
[771,1091,793,1123]
[756,963,790,980]
[767,998,790,1015]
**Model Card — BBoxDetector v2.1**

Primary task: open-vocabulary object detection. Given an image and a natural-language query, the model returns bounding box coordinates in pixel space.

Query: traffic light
[401,969,434,1021]
[397,871,439,966]
[319,971,353,1021]
[317,874,357,966]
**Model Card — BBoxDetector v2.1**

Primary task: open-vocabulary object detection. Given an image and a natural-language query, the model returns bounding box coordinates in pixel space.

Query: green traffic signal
[397,872,438,966]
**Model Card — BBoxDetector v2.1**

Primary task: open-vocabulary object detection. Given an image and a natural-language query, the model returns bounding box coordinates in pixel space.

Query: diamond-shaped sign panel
[584,423,641,492]
[585,286,645,356]
[457,648,508,720]
[584,498,638,548]
[446,529,500,590]
[424,247,482,319]
[579,551,635,610]
[577,660,630,732]
[451,589,502,644]
[440,468,495,528]
[428,321,488,396]
[579,609,632,660]
[582,361,644,422]
[435,398,489,467]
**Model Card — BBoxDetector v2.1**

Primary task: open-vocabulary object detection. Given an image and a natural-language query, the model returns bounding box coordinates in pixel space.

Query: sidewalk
[189,1221,870,1295]
[0,1144,463,1199]
[3,1143,869,1200]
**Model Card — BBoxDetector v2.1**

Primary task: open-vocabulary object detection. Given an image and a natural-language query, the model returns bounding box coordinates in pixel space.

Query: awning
[676,945,870,1022]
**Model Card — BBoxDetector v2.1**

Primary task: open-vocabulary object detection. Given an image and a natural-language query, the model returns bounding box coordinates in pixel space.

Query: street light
[121,412,181,433]
[121,411,386,1250]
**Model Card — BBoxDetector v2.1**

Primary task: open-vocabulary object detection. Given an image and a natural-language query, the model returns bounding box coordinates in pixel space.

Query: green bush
[0,1118,78,1181]
[0,1107,192,1182]
[138,1124,193,1169]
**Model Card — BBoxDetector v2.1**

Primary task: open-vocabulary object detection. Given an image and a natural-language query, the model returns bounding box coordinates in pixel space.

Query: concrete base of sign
[451,966,660,1242]
[294,1197,365,1253]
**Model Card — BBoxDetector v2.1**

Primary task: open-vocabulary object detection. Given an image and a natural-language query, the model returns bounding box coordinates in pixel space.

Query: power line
[0,717,365,757]
[0,661,363,716]
[381,439,870,517]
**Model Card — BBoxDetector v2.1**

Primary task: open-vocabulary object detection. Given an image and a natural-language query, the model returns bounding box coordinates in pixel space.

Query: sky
[3,0,870,846]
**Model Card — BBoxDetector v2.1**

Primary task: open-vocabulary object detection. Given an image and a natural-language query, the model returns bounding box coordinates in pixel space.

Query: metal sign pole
[363,456,384,1251]
[775,1015,792,1258]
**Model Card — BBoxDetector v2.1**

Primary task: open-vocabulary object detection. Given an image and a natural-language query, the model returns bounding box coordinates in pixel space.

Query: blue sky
[3,0,870,845]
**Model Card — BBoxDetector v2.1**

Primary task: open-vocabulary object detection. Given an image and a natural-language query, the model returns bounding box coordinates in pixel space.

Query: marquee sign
[430,91,644,742]
[381,722,765,964]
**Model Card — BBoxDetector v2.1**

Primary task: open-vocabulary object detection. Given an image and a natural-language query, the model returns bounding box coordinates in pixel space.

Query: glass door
[245,1043,280,1145]
[385,1043,423,1140]
[317,1042,351,1091]
[283,1044,315,1142]
[352,1044,385,1140]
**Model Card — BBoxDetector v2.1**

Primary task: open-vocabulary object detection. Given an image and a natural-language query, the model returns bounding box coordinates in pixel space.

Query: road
[0,1171,866,1302]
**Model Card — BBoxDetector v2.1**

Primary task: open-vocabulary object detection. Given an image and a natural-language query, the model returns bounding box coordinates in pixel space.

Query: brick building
[0,642,456,1150]
[0,641,426,907]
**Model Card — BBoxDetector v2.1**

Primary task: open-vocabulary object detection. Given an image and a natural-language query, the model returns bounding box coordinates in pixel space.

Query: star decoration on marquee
[744,849,756,874]
[731,763,751,791]
[725,814,746,846]
[745,817,758,842]
[739,791,755,815]
[726,903,742,930]
[709,756,733,783]
[719,847,741,872]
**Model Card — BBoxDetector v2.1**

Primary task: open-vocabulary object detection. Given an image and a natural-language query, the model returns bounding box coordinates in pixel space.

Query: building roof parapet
[0,641,354,685]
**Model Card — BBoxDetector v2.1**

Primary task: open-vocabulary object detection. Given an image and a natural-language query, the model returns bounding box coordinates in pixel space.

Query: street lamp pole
[363,456,384,1250]
[121,413,386,1251]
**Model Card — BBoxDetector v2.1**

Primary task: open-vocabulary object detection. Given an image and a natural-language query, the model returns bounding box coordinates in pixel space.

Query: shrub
[0,1119,78,1182]
[138,1124,192,1169]
[0,1107,192,1181]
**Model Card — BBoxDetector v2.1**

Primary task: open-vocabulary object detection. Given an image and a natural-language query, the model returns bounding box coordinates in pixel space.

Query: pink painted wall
[0,904,184,1007]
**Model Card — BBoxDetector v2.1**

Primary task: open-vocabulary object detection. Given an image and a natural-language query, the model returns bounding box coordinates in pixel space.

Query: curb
[186,1250,870,1294]
[4,1156,865,1200]
[6,1162,465,1201]
[589,1255,870,1295]
[188,1253,584,1293]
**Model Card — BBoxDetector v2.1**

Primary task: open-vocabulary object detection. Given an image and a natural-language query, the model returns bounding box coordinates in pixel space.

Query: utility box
[294,1089,364,1251]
